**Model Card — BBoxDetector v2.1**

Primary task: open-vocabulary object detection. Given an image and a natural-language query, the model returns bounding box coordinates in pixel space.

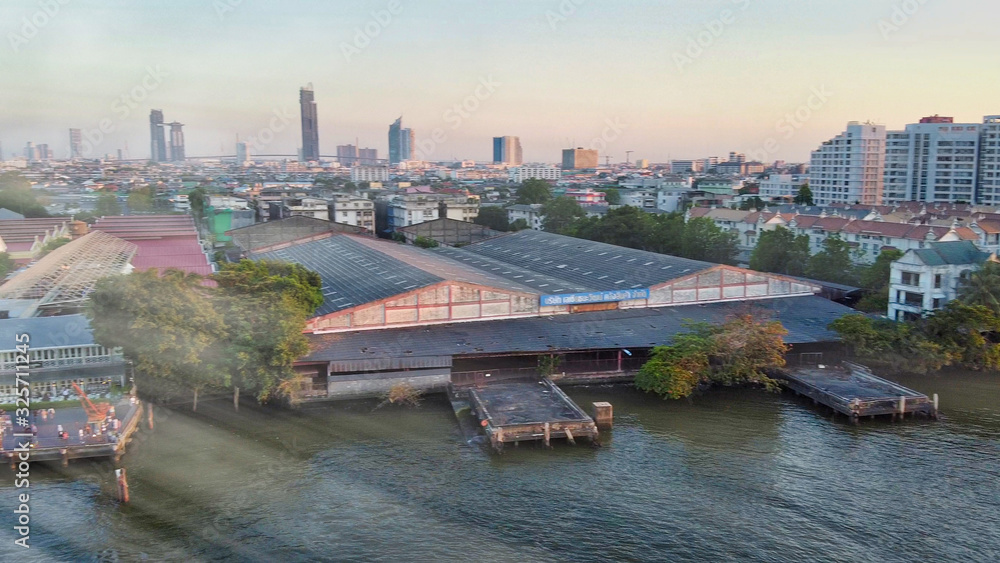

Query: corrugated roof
[912,241,991,266]
[0,315,95,350]
[302,295,851,362]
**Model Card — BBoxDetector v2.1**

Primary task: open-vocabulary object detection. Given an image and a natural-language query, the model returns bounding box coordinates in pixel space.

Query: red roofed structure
[91,215,214,277]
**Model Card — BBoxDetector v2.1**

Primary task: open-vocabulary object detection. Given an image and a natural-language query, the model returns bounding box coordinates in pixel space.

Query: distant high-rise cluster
[149,110,185,162]
[300,84,320,162]
[493,136,523,165]
[388,117,414,164]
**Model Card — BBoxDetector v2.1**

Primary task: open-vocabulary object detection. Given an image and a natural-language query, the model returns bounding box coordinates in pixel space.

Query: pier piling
[592,402,613,429]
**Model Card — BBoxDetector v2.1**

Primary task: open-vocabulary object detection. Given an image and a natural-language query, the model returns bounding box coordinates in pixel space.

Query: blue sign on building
[540,289,650,307]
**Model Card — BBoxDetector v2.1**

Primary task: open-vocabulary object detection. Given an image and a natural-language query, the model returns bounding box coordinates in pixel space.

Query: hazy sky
[1,0,997,163]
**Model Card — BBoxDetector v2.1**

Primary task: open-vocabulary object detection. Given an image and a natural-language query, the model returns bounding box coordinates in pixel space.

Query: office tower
[150,110,167,162]
[167,122,185,162]
[493,136,523,165]
[117,149,124,161]
[337,144,359,166]
[389,117,415,164]
[69,128,82,159]
[562,148,599,170]
[37,144,52,160]
[978,116,1000,206]
[359,148,378,165]
[236,142,251,165]
[300,84,320,162]
[881,116,980,204]
[809,121,886,206]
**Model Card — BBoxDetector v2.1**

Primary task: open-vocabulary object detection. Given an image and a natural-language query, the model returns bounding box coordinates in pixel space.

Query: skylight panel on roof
[615,280,625,284]
[598,275,608,280]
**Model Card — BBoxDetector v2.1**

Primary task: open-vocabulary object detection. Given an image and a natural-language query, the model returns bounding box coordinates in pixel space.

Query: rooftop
[912,241,993,266]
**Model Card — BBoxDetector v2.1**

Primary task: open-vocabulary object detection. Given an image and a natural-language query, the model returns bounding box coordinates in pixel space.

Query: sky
[1,0,998,164]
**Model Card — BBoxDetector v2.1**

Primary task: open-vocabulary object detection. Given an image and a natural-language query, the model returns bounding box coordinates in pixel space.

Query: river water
[1,371,997,562]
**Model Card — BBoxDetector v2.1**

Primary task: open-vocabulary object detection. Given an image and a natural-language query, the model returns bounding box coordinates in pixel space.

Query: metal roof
[302,295,851,363]
[227,216,366,252]
[252,235,444,316]
[0,315,95,351]
[432,230,717,293]
[912,241,992,266]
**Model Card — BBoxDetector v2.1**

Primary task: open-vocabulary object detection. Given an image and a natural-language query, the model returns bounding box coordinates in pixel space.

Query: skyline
[2,0,998,162]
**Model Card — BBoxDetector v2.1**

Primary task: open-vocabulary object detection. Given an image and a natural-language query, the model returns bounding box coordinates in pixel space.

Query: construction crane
[604,156,613,167]
[626,151,634,166]
[72,382,112,424]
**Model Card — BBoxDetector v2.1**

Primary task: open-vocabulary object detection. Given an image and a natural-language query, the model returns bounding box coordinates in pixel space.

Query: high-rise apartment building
[150,110,167,162]
[337,144,359,166]
[167,122,185,162]
[808,122,886,206]
[299,84,320,162]
[69,129,82,159]
[389,117,414,164]
[493,136,523,165]
[978,116,1000,206]
[562,148,599,170]
[236,142,251,165]
[359,148,379,165]
[882,117,980,204]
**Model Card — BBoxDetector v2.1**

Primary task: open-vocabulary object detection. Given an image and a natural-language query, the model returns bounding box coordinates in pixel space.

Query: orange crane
[72,382,111,423]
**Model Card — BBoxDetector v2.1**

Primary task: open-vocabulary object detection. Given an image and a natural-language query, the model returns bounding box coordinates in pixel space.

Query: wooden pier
[456,379,599,452]
[778,361,938,423]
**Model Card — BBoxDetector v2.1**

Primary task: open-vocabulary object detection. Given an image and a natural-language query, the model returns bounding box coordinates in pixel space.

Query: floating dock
[778,361,938,423]
[456,379,599,452]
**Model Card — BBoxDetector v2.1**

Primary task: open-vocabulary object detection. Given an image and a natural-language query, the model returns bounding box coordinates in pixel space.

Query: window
[901,271,921,286]
[903,292,923,307]
[933,298,943,309]
[934,274,943,289]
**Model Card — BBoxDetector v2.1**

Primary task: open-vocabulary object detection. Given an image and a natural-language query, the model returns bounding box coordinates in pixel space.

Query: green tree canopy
[793,184,814,206]
[541,196,585,233]
[681,217,739,265]
[509,218,530,231]
[806,235,859,286]
[516,179,553,205]
[749,226,810,276]
[854,248,904,313]
[473,206,509,231]
[127,186,155,213]
[603,187,621,205]
[0,172,49,217]
[0,253,15,279]
[739,196,765,211]
[188,187,207,219]
[959,260,1000,314]
[212,259,323,318]
[95,192,122,217]
[38,237,71,257]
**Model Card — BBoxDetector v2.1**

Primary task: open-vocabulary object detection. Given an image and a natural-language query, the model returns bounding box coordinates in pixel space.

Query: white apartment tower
[809,122,886,206]
[882,117,980,205]
[978,116,1000,205]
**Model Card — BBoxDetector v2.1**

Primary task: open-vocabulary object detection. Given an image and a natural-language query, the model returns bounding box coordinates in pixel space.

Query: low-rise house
[887,241,996,321]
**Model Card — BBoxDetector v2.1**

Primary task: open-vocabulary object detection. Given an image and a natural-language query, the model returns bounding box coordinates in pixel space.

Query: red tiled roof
[92,215,212,278]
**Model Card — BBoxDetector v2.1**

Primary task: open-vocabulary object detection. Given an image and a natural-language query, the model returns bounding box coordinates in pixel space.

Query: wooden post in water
[565,428,575,446]
[61,449,68,468]
[147,403,154,431]
[543,422,551,448]
[933,393,940,419]
[899,396,906,420]
[234,387,239,412]
[116,468,130,503]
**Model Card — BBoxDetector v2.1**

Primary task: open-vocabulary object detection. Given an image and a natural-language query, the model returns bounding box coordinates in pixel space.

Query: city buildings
[69,128,82,159]
[507,204,544,230]
[236,142,251,165]
[351,166,390,183]
[562,148,599,170]
[389,117,414,164]
[670,159,704,174]
[299,84,320,162]
[978,116,1000,206]
[809,121,886,206]
[385,193,480,230]
[167,122,185,162]
[508,165,561,183]
[887,241,994,321]
[329,194,375,232]
[359,147,379,165]
[493,136,523,166]
[882,116,980,205]
[760,174,808,201]
[337,144,359,166]
[150,109,167,162]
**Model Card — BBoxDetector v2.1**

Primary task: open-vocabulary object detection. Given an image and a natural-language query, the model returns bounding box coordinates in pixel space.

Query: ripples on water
[0,372,997,562]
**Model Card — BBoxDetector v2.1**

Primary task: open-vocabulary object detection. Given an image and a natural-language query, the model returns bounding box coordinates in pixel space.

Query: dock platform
[778,361,938,422]
[460,379,598,452]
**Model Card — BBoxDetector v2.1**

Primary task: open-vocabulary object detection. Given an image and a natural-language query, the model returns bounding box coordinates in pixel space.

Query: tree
[681,217,739,265]
[793,184,814,206]
[0,172,48,217]
[509,218,529,231]
[87,269,228,411]
[188,187,207,219]
[95,193,122,217]
[344,181,358,191]
[38,237,71,257]
[516,179,553,205]
[573,206,652,250]
[806,235,859,285]
[212,260,323,318]
[541,196,585,233]
[0,252,15,279]
[739,196,765,211]
[959,261,1000,314]
[473,206,509,231]
[413,236,439,249]
[603,187,621,205]
[127,186,155,213]
[855,248,903,313]
[749,226,810,276]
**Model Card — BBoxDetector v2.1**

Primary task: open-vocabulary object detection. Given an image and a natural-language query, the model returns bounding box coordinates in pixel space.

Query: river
[0,371,997,562]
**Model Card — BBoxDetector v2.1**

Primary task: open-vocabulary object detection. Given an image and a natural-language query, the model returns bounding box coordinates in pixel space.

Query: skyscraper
[300,84,320,162]
[493,136,523,165]
[69,128,82,159]
[167,122,185,162]
[882,116,980,204]
[337,144,359,166]
[979,116,1000,206]
[389,117,415,164]
[809,121,886,206]
[359,148,379,165]
[150,109,167,162]
[562,148,599,170]
[236,141,251,165]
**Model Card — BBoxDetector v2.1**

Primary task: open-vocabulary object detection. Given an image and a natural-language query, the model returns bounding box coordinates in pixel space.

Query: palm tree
[959,261,1000,313]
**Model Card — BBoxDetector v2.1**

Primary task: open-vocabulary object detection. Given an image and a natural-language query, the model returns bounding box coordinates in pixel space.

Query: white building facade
[809,122,886,206]
[979,116,1000,206]
[887,241,993,321]
[351,166,390,183]
[509,166,561,183]
[882,119,980,205]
